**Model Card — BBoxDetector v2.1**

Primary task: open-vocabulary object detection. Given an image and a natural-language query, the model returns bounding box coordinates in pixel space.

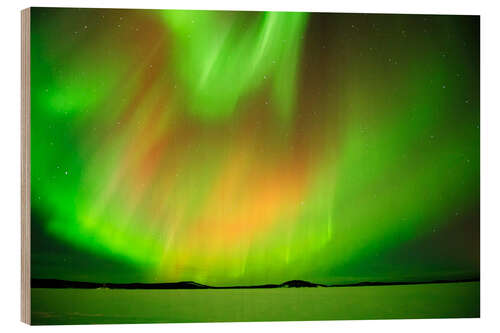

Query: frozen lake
[31,281,479,325]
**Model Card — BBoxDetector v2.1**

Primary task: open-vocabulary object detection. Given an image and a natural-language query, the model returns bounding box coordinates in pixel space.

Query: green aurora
[30,8,479,286]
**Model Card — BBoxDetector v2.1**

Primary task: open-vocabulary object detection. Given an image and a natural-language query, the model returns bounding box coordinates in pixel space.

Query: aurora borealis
[30,8,479,286]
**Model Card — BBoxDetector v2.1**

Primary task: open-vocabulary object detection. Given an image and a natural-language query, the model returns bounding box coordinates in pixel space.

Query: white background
[1,0,498,332]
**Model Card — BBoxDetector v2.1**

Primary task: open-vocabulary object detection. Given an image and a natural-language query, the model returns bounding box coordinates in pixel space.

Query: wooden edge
[21,7,31,325]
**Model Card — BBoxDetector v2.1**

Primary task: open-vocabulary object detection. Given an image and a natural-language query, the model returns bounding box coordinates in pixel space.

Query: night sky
[30,8,479,286]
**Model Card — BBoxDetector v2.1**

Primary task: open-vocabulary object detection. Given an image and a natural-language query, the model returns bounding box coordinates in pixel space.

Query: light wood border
[21,7,31,325]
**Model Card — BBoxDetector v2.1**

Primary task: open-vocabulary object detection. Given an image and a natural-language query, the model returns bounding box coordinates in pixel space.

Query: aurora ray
[30,8,479,286]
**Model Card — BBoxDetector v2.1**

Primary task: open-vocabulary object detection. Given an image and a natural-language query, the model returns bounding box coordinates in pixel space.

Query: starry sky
[30,8,479,286]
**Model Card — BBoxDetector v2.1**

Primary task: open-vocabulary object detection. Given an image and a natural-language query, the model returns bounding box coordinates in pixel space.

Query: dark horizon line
[31,277,480,290]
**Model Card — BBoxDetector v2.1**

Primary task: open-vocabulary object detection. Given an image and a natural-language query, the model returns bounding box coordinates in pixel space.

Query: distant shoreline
[31,278,479,290]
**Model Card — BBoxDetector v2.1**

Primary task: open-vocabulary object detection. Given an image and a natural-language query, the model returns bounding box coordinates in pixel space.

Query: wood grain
[21,7,31,325]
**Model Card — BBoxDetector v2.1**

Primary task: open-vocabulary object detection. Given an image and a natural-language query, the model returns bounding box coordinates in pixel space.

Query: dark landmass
[31,278,479,290]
